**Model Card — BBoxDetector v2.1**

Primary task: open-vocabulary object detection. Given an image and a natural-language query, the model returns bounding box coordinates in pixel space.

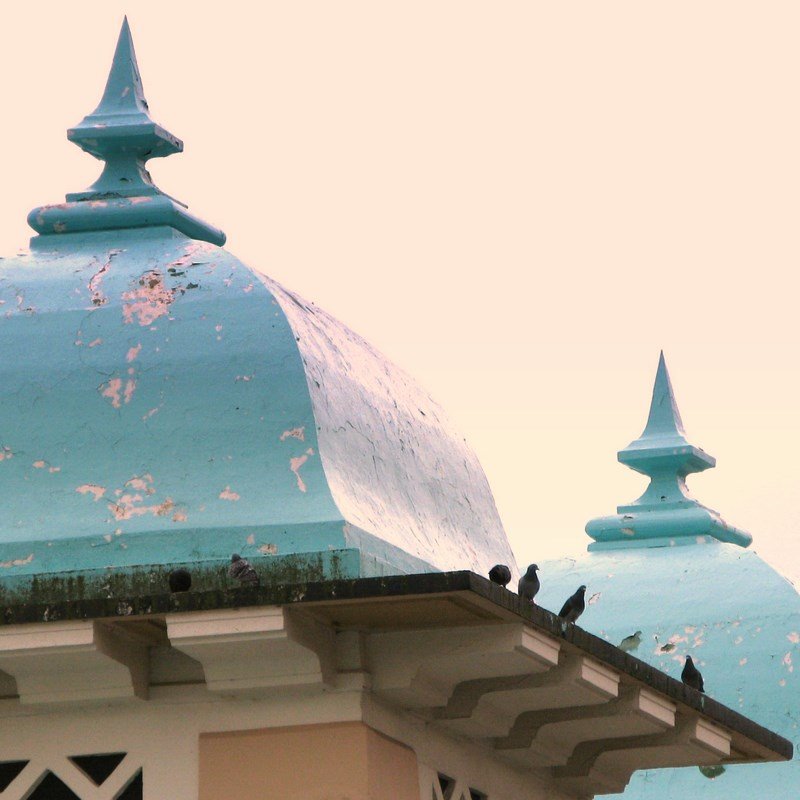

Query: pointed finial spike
[94,16,147,117]
[642,351,685,438]
[585,354,751,549]
[66,18,182,179]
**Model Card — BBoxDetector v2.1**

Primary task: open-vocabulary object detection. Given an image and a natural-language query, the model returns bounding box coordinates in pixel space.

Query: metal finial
[585,353,752,549]
[28,18,225,246]
[617,352,714,478]
[640,350,686,439]
[65,16,183,199]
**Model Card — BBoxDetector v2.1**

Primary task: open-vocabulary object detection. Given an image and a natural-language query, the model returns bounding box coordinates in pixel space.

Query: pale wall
[199,721,420,800]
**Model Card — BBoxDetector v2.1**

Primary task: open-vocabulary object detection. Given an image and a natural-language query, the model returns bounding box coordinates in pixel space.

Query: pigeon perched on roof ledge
[518,564,540,604]
[168,568,192,593]
[229,553,259,586]
[489,564,512,588]
[558,585,587,623]
[681,654,705,692]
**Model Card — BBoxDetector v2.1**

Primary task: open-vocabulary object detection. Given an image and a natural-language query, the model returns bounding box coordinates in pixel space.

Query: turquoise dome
[0,21,516,596]
[538,356,799,798]
[537,544,800,798]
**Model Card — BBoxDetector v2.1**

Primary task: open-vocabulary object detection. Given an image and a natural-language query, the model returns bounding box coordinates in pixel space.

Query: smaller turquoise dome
[542,355,799,799]
[537,544,800,799]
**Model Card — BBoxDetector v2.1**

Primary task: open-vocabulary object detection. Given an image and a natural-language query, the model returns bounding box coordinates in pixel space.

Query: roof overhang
[0,571,791,796]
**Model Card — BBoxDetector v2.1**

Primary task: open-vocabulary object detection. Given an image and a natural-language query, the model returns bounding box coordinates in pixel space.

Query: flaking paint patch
[0,446,14,461]
[788,632,800,644]
[289,448,315,492]
[280,427,305,442]
[100,378,123,408]
[123,378,137,404]
[219,486,240,501]
[259,543,278,554]
[0,554,33,568]
[100,377,136,408]
[105,474,176,520]
[76,484,106,501]
[122,270,176,326]
[87,249,121,307]
[169,242,210,270]
[88,338,103,348]
[126,344,142,362]
[109,495,175,520]
[126,475,155,494]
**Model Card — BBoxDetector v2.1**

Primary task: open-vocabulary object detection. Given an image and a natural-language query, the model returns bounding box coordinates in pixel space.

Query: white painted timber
[440,654,619,739]
[368,623,560,707]
[0,619,148,704]
[166,607,334,692]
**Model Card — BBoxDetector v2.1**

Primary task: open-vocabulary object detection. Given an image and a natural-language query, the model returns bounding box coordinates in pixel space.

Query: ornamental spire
[585,353,752,550]
[28,18,225,245]
[66,15,182,198]
[640,350,686,440]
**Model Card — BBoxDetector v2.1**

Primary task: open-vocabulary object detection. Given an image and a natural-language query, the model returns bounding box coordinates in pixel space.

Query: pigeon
[168,568,192,593]
[681,655,704,692]
[558,585,587,623]
[488,564,512,588]
[517,564,540,604]
[619,630,642,652]
[229,554,259,586]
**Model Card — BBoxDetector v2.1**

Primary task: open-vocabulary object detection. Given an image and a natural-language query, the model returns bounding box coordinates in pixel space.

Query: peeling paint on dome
[280,427,305,442]
[0,554,34,568]
[76,484,106,501]
[289,448,314,492]
[1,212,515,587]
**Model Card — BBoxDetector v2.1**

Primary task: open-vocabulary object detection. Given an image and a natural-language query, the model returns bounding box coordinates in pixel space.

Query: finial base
[28,195,226,246]
[586,504,753,549]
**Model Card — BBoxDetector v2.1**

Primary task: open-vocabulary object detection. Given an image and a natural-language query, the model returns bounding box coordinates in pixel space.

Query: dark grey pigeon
[229,554,259,586]
[517,564,540,604]
[681,655,704,693]
[489,564,512,588]
[168,568,192,593]
[558,585,586,623]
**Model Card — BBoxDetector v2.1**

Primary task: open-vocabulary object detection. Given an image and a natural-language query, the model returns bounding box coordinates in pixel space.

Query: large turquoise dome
[0,21,516,597]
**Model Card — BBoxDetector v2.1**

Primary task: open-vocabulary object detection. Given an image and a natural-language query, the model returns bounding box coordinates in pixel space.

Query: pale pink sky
[1,3,798,585]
